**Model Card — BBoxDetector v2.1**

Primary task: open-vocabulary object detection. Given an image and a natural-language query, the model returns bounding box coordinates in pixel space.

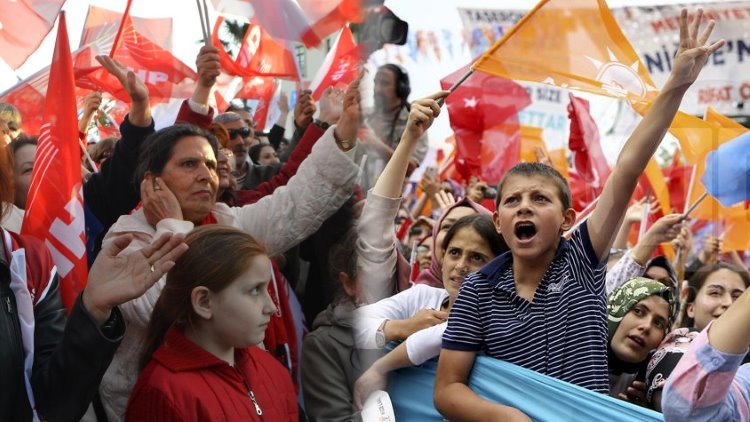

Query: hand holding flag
[196,45,221,89]
[404,92,449,141]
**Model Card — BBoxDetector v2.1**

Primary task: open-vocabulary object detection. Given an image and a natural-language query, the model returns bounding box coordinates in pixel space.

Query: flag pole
[674,163,699,278]
[437,68,474,107]
[109,0,134,58]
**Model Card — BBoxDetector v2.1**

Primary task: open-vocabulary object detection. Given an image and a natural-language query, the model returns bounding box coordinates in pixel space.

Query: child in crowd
[126,226,297,421]
[661,264,750,421]
[644,262,750,410]
[606,277,674,404]
[434,8,724,420]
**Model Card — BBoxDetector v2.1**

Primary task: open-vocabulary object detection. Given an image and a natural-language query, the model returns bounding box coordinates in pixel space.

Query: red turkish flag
[0,0,65,69]
[309,26,361,100]
[440,64,531,184]
[213,17,299,80]
[568,94,611,191]
[76,5,197,102]
[21,12,88,311]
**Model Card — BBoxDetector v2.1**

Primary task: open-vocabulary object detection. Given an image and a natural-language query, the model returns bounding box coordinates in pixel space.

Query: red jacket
[126,328,298,422]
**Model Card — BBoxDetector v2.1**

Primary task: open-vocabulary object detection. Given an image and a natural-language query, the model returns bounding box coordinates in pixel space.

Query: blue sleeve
[442,276,483,352]
[569,221,607,297]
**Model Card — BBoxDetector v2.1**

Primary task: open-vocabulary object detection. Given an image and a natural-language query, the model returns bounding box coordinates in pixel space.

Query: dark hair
[645,255,678,287]
[495,162,572,210]
[679,262,750,328]
[87,137,117,167]
[378,63,411,102]
[249,143,274,164]
[140,225,268,370]
[328,227,358,284]
[135,124,218,187]
[441,214,508,258]
[9,137,37,154]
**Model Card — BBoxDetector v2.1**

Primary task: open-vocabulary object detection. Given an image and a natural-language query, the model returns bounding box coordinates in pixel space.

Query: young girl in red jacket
[126,225,298,421]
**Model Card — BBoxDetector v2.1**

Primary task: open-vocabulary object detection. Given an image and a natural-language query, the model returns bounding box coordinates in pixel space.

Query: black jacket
[84,116,155,261]
[0,232,125,421]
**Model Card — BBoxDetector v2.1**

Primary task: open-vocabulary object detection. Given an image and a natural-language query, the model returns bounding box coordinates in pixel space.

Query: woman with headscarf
[607,277,675,405]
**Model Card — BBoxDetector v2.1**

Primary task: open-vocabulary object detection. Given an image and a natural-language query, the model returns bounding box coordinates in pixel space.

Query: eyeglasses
[227,127,251,139]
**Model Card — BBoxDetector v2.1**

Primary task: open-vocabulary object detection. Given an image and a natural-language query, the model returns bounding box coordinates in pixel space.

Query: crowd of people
[1,6,750,422]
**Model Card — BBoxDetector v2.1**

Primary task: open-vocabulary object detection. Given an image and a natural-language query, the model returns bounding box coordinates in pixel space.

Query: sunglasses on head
[228,127,251,139]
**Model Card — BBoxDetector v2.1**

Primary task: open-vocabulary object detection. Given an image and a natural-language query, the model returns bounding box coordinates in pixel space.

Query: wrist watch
[332,126,355,152]
[375,320,388,348]
[313,118,330,130]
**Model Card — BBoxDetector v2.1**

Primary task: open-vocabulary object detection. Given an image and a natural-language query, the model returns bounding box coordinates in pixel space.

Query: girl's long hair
[139,225,267,370]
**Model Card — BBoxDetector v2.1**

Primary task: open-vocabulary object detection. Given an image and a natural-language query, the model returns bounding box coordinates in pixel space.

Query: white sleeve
[353,285,446,349]
[357,191,401,304]
[354,288,417,349]
[231,126,359,256]
[405,322,446,365]
[606,251,646,295]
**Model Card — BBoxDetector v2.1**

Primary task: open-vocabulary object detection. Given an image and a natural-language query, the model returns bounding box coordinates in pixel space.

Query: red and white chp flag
[308,26,360,100]
[22,12,88,311]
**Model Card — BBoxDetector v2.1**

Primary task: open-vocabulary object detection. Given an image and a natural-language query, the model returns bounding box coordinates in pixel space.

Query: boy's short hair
[495,162,571,210]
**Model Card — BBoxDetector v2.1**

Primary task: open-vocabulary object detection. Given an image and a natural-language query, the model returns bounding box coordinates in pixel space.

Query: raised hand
[294,89,316,128]
[333,76,362,144]
[96,55,148,104]
[404,91,449,141]
[667,8,725,90]
[277,90,290,116]
[96,55,151,126]
[78,92,103,134]
[196,45,221,89]
[83,232,188,325]
[318,86,345,125]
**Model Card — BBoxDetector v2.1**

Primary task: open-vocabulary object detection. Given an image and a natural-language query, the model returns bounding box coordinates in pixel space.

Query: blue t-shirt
[442,222,609,393]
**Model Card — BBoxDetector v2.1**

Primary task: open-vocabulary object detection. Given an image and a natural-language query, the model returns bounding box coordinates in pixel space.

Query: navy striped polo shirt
[442,222,609,393]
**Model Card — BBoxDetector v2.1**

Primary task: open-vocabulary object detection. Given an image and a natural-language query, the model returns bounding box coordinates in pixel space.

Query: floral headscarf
[607,277,676,340]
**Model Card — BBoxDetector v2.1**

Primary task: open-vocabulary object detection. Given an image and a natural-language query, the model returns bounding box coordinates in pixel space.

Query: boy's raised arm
[434,350,531,422]
[587,8,723,262]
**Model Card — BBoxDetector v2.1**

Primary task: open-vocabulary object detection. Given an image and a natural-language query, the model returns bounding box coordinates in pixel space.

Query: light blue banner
[388,356,663,421]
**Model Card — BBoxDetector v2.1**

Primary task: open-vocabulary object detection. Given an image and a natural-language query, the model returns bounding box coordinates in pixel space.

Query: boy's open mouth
[514,221,537,241]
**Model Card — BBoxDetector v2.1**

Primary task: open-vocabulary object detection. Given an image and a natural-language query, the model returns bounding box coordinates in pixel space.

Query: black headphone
[379,63,411,103]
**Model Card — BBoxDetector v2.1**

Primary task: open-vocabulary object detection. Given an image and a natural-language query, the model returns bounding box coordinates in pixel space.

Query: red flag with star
[440,63,531,184]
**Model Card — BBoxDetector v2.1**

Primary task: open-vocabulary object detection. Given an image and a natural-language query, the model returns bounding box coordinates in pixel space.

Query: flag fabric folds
[702,131,750,208]
[0,0,65,69]
[440,64,531,184]
[567,94,611,192]
[471,0,658,102]
[211,0,361,47]
[308,26,361,100]
[21,12,88,311]
[212,17,300,80]
[388,356,662,421]
[77,5,197,102]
